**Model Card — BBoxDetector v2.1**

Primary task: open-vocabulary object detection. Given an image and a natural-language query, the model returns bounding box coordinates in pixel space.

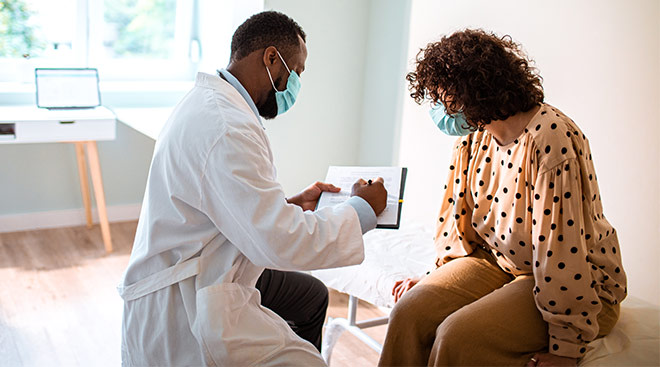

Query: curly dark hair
[231,11,306,61]
[407,29,544,129]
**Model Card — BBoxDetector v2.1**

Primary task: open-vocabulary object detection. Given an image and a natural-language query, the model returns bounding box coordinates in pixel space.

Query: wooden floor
[0,221,386,366]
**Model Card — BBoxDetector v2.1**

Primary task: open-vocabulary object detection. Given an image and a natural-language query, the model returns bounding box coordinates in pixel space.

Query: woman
[379,29,627,367]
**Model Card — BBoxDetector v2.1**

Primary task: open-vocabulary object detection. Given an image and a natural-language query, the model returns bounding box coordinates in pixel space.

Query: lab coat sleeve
[199,125,365,271]
[345,196,378,234]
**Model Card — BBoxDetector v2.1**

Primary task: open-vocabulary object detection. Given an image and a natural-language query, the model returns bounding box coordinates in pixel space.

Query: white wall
[262,0,371,194]
[263,0,412,192]
[0,116,156,217]
[357,0,411,166]
[398,0,660,305]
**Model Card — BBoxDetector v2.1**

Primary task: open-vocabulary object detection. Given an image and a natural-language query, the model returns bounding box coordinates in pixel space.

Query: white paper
[317,166,403,226]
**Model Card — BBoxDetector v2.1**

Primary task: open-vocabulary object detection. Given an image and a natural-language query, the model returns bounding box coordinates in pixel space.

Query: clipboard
[316,166,408,229]
[376,167,407,229]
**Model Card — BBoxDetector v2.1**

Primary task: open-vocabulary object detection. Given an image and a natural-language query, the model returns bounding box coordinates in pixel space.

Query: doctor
[118,10,387,367]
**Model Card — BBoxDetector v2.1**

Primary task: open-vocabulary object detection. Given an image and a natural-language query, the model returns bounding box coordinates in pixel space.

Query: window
[102,0,180,59]
[89,0,196,81]
[1,0,266,84]
[0,0,81,83]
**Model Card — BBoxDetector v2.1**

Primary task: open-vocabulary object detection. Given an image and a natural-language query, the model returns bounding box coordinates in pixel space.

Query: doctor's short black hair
[407,29,544,130]
[230,11,306,61]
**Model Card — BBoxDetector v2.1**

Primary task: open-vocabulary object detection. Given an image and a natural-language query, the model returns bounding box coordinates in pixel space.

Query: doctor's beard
[258,76,282,120]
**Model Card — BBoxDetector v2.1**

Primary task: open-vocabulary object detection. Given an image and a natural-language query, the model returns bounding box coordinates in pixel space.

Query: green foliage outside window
[104,0,176,58]
[0,0,44,58]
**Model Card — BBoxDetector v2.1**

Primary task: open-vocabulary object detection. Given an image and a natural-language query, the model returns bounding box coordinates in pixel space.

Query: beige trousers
[378,248,619,367]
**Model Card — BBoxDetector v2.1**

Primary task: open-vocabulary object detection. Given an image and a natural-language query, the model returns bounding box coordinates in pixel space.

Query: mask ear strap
[265,64,278,90]
[276,50,292,73]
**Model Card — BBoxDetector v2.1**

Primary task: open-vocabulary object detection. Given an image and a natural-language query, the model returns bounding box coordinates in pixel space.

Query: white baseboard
[0,204,142,233]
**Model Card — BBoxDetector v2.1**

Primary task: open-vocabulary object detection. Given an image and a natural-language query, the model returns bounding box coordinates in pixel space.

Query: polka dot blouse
[433,104,627,358]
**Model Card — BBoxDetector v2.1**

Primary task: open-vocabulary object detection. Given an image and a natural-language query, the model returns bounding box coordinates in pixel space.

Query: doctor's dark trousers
[256,269,329,352]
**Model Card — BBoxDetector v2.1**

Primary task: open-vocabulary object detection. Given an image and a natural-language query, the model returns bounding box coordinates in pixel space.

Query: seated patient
[379,29,627,367]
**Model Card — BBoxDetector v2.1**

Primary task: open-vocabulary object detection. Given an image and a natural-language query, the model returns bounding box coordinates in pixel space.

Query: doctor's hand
[287,181,341,211]
[351,177,387,216]
[392,276,421,303]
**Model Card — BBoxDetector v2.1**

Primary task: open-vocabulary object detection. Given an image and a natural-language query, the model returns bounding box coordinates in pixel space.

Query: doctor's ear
[263,46,279,66]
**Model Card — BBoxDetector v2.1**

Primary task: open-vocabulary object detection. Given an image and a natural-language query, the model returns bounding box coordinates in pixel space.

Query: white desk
[114,107,173,141]
[0,106,116,252]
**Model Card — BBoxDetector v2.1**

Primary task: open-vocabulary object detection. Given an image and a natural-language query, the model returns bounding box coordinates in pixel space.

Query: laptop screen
[35,68,101,109]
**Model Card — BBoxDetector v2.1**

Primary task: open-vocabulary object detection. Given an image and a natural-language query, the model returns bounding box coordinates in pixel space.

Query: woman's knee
[429,310,482,365]
[434,305,497,351]
[389,287,434,329]
[433,305,521,352]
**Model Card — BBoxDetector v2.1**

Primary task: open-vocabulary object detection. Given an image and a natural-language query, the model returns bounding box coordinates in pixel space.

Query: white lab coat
[118,72,366,366]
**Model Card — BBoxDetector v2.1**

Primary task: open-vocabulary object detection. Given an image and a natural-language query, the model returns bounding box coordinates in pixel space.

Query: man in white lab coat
[118,11,387,366]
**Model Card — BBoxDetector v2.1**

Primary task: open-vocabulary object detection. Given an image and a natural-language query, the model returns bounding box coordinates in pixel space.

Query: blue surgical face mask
[266,50,301,115]
[429,102,474,136]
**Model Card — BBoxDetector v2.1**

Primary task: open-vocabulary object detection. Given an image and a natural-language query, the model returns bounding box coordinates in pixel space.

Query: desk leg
[85,141,113,253]
[74,143,93,228]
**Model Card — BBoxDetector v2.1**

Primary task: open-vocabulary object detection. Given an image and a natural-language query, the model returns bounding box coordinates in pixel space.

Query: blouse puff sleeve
[434,140,484,268]
[531,158,601,359]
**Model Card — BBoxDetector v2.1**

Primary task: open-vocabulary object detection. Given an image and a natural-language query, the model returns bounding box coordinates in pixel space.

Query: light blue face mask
[429,102,474,136]
[266,50,301,115]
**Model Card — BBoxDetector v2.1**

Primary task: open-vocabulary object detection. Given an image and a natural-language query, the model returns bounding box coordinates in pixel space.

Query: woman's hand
[287,181,340,211]
[525,353,578,367]
[392,276,422,303]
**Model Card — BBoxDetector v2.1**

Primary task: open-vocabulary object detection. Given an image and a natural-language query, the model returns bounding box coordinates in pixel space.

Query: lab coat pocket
[193,282,286,366]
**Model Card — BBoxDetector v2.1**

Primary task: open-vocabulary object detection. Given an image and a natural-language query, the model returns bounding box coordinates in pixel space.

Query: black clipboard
[376,167,407,229]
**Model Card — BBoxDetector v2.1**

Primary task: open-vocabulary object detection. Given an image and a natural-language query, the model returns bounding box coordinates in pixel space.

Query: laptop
[35,68,102,109]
